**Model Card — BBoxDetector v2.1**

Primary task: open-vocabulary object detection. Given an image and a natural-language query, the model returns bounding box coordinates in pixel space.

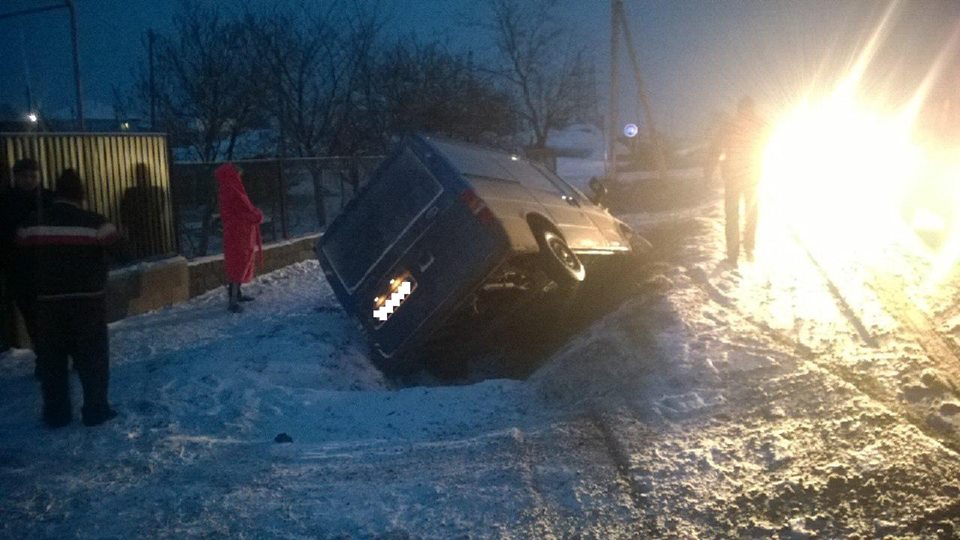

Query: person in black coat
[0,158,54,359]
[17,169,130,428]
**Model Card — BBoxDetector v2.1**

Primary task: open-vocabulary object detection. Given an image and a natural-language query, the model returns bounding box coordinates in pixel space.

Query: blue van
[316,135,649,372]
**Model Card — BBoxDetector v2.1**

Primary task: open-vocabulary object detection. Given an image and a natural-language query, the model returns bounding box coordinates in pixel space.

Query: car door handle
[425,206,439,220]
[418,251,435,272]
[561,195,580,207]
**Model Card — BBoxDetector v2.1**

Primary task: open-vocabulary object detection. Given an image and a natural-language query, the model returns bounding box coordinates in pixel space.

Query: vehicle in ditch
[316,134,650,373]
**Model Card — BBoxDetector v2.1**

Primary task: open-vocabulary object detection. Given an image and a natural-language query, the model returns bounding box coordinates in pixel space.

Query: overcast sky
[2,0,959,139]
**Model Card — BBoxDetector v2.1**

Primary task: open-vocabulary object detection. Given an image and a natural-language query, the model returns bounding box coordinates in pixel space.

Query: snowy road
[3,185,960,537]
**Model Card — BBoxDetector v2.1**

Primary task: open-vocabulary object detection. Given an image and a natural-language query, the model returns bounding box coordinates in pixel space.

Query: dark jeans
[0,273,11,350]
[0,273,38,351]
[36,298,111,420]
[725,179,759,260]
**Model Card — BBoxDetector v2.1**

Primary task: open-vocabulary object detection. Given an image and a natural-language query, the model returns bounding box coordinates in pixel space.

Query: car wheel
[538,229,585,286]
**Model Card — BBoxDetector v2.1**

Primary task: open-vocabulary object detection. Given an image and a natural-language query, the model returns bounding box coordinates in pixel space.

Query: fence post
[277,157,288,239]
[351,155,360,196]
[168,139,182,255]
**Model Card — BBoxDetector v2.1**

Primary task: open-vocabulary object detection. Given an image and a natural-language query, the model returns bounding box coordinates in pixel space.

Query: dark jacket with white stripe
[15,200,130,301]
[0,185,54,281]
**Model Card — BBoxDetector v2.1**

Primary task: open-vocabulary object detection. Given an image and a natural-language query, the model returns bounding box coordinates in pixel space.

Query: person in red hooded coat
[215,163,263,313]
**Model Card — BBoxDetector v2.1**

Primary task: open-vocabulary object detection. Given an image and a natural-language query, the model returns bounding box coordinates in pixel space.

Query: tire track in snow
[690,241,960,457]
[792,232,879,349]
[504,427,560,539]
[587,410,664,538]
[869,272,960,395]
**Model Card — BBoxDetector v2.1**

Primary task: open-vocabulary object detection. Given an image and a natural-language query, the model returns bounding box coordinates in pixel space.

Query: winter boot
[82,406,117,427]
[43,404,72,429]
[237,285,255,302]
[228,283,244,313]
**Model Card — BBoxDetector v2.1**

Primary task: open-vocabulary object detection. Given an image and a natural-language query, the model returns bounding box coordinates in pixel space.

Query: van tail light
[460,189,494,225]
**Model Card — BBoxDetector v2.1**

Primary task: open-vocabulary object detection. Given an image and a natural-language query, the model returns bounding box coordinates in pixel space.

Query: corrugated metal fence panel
[1,133,175,258]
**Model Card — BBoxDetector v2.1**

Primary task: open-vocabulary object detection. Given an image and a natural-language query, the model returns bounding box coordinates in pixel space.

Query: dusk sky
[2,1,959,139]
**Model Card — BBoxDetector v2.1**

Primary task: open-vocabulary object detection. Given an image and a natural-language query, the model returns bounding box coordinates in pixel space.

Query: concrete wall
[106,257,191,322]
[2,234,321,344]
[103,233,320,323]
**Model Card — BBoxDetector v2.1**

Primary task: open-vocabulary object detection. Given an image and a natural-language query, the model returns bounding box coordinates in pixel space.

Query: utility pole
[148,29,156,130]
[1,1,85,130]
[607,0,620,179]
[607,0,667,182]
[617,2,667,181]
[65,0,84,131]
[19,26,34,114]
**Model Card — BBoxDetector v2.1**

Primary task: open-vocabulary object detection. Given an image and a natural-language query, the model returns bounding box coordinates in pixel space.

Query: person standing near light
[706,96,769,265]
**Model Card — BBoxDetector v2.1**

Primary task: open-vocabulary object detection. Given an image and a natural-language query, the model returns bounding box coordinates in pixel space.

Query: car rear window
[323,148,443,291]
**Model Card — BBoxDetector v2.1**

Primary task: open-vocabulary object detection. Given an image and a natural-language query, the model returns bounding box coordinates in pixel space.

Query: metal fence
[1,133,384,260]
[1,133,175,258]
[170,155,383,258]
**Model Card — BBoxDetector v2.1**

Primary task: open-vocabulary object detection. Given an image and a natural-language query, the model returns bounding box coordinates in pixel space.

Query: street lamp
[26,112,39,132]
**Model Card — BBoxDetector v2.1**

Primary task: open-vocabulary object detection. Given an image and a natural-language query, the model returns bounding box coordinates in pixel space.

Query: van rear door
[320,140,508,361]
[321,146,445,295]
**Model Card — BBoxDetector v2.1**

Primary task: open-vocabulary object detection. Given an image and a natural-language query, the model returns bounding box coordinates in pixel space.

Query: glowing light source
[623,123,638,138]
[757,89,960,294]
[26,112,38,123]
[761,95,921,252]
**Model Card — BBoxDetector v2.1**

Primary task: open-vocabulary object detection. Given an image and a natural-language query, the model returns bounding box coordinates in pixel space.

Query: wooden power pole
[607,0,667,182]
[607,0,620,178]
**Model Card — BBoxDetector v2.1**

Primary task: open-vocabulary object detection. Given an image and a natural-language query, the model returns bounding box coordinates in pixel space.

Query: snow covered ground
[4,161,960,536]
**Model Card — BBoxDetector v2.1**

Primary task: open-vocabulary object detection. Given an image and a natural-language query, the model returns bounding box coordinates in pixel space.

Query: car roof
[422,136,549,186]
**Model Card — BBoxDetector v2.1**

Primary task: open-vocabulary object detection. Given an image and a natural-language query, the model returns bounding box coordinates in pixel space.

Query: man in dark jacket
[1,158,54,359]
[17,169,130,428]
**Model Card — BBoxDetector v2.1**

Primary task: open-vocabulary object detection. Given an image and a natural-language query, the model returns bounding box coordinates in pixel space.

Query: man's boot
[228,283,244,313]
[81,405,117,427]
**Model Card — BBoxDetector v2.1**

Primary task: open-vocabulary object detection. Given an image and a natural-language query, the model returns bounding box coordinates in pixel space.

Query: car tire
[537,229,586,286]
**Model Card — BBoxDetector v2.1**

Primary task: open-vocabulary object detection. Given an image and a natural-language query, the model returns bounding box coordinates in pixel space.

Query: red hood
[215,163,241,188]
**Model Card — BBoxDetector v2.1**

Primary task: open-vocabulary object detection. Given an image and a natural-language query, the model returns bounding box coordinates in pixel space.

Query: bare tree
[483,0,597,149]
[374,40,516,145]
[133,1,268,255]
[248,2,383,227]
[140,1,265,163]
